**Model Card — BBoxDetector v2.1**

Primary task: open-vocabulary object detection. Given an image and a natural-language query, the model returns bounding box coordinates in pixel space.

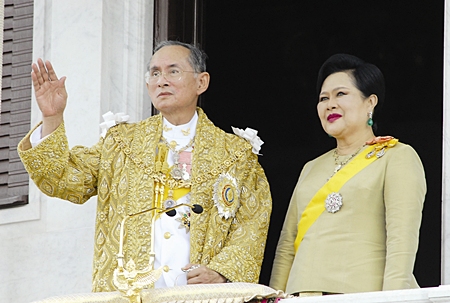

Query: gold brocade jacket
[18,108,272,292]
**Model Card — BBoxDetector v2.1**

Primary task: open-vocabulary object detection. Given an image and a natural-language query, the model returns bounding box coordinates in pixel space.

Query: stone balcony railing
[283,286,450,303]
[32,283,450,303]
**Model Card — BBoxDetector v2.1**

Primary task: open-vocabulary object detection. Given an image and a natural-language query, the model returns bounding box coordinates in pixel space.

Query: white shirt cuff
[30,125,50,147]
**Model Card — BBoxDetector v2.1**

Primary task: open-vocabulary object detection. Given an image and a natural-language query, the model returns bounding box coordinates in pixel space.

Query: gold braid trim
[109,125,250,187]
[109,126,152,174]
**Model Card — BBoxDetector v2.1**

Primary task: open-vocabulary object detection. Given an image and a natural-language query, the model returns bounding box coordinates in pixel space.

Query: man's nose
[157,73,170,86]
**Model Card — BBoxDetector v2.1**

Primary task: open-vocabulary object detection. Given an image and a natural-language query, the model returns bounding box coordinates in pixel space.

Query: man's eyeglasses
[145,68,196,83]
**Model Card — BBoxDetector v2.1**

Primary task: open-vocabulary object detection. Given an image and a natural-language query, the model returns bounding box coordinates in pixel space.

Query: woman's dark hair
[316,54,385,118]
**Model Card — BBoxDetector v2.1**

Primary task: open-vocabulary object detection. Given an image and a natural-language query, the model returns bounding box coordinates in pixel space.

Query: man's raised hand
[31,59,67,136]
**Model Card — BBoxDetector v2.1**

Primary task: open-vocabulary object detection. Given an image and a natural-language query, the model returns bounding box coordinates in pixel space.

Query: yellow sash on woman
[293,142,395,253]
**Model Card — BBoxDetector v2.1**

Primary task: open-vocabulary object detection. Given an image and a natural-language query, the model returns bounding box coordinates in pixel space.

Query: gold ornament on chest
[176,210,191,233]
[152,137,194,226]
[181,128,191,136]
[168,140,178,150]
[159,136,194,181]
[213,173,241,219]
[160,136,194,181]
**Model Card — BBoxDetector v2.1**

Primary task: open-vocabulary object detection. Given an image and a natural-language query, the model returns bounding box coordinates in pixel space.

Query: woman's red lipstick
[327,113,342,122]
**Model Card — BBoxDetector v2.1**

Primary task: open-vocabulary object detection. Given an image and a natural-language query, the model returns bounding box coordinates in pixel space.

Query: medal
[213,173,240,219]
[163,198,176,209]
[176,210,191,233]
[325,192,343,213]
[170,166,183,180]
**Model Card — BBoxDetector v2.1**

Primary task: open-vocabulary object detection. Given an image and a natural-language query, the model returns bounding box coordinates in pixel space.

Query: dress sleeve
[18,122,102,204]
[206,153,272,283]
[383,144,426,290]
[269,162,311,292]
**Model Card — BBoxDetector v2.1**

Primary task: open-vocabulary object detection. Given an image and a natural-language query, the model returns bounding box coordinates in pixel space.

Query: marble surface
[100,0,153,123]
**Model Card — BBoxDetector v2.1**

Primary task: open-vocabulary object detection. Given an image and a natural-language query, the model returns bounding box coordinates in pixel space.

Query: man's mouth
[158,92,172,97]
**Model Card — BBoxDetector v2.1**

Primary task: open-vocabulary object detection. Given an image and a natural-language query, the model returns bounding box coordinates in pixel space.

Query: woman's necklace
[160,136,195,180]
[328,145,365,180]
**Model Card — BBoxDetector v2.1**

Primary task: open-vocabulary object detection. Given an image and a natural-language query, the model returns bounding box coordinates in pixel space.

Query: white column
[100,0,153,122]
[0,1,154,302]
[442,0,450,285]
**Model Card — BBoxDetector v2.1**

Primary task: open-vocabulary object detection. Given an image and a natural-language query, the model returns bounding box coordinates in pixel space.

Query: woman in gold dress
[269,54,426,295]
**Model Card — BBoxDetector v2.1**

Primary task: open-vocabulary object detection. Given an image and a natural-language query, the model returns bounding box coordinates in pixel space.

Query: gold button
[164,232,171,239]
[163,265,170,272]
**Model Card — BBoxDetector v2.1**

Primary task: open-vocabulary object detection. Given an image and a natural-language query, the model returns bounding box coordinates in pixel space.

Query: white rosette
[99,111,130,138]
[213,173,241,219]
[232,126,264,155]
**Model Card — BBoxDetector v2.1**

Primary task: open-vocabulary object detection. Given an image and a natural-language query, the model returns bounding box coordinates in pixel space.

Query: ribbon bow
[231,127,264,155]
[99,111,130,138]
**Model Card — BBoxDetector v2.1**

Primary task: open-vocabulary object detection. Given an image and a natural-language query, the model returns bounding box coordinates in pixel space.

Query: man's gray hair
[150,41,208,73]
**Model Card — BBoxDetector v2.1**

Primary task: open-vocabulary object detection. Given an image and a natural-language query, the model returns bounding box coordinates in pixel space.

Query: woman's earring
[367,112,374,126]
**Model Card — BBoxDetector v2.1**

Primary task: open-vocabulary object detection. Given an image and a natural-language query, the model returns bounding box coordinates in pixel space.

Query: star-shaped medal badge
[176,210,191,233]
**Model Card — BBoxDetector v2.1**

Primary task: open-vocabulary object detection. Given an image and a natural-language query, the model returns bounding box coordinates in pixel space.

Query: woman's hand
[31,58,67,137]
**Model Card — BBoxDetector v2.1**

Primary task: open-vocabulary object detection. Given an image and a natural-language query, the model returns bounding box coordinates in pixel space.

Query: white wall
[443,0,450,286]
[0,1,153,302]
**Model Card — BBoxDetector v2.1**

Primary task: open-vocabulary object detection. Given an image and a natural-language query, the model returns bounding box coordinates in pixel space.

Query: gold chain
[160,136,195,154]
[333,145,364,167]
[328,145,365,180]
[159,136,195,182]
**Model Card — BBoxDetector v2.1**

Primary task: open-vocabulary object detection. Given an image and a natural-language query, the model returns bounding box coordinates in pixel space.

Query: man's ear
[196,72,210,95]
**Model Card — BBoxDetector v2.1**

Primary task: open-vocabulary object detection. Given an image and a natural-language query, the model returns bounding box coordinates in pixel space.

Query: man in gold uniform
[18,41,272,292]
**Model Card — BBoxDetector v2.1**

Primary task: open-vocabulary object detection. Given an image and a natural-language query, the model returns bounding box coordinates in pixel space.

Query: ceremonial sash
[294,144,387,253]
